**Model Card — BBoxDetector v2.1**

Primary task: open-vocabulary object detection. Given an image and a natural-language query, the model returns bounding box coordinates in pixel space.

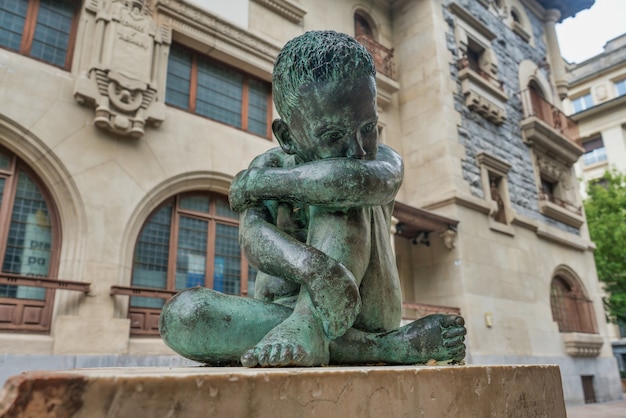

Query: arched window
[128,192,255,335]
[0,146,60,332]
[550,275,597,334]
[510,7,521,23]
[353,11,396,79]
[354,12,374,39]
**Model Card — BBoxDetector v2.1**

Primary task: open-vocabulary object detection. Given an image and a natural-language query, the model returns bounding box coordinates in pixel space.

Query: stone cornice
[156,0,281,74]
[449,2,496,41]
[568,45,626,84]
[251,0,306,24]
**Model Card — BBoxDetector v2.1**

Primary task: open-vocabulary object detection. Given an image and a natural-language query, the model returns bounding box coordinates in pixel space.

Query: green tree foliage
[584,170,626,322]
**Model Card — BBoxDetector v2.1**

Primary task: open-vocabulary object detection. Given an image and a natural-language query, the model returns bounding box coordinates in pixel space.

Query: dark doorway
[581,375,596,404]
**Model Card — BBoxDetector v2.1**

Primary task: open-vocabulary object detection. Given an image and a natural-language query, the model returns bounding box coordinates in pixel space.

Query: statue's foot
[241,310,329,367]
[305,262,361,340]
[404,314,466,364]
[330,313,466,365]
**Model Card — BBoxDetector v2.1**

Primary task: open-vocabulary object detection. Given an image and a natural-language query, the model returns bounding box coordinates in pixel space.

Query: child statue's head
[272,31,379,162]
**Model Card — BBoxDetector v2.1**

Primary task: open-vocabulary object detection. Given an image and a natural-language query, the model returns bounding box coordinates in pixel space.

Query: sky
[556,0,626,63]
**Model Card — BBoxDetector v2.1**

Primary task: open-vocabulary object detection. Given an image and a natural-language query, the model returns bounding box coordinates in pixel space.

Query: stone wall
[444,0,579,235]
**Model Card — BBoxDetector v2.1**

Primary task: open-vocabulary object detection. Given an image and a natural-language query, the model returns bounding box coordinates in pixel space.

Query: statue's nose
[349,133,367,159]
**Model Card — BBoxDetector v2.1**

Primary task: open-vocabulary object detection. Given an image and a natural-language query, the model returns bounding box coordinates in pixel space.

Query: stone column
[544,9,568,100]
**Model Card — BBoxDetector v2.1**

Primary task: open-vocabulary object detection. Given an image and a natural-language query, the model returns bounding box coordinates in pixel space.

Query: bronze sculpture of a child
[160,30,466,367]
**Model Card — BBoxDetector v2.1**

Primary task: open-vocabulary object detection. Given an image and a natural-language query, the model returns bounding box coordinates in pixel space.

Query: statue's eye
[361,122,377,134]
[322,131,344,142]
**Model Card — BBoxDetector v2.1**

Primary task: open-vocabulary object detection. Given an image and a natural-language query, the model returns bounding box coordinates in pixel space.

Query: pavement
[566,399,626,417]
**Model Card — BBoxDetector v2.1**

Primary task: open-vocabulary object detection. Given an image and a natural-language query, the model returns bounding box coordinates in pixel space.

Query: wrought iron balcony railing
[356,35,396,80]
[539,191,582,215]
[520,88,580,143]
[456,57,504,91]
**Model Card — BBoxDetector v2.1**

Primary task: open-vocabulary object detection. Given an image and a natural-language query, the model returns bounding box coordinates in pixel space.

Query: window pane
[129,296,165,309]
[583,147,607,166]
[131,203,172,291]
[175,216,208,290]
[179,195,210,213]
[572,94,593,113]
[1,171,52,300]
[615,79,626,97]
[214,223,240,295]
[166,46,192,109]
[0,0,28,51]
[30,0,75,67]
[248,264,257,297]
[215,197,238,219]
[196,59,242,127]
[0,150,10,169]
[248,78,269,136]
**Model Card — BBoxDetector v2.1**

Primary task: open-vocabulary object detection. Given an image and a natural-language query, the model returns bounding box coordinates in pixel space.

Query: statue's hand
[229,168,256,212]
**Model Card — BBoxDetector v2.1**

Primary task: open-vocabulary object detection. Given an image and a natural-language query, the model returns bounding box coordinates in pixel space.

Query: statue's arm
[230,145,403,211]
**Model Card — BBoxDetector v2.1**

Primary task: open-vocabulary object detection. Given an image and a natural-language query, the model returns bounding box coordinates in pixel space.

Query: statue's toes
[441,314,464,328]
[241,349,259,367]
[443,325,467,339]
[448,344,466,361]
[443,335,465,348]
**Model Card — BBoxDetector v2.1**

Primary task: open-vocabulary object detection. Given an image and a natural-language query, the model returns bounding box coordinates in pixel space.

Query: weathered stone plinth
[0,365,565,418]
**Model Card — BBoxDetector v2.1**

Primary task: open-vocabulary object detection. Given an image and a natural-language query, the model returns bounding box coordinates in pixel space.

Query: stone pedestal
[0,365,565,418]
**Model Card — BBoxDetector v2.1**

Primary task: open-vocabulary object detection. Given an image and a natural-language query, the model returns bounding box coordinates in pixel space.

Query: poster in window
[17,210,50,299]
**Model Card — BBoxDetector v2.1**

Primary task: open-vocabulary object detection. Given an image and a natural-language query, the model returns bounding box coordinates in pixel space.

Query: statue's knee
[159,288,206,341]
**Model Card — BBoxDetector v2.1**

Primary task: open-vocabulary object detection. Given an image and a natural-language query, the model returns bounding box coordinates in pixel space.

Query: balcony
[539,192,582,216]
[457,57,504,92]
[456,57,508,124]
[520,88,580,145]
[355,35,396,80]
[520,89,585,227]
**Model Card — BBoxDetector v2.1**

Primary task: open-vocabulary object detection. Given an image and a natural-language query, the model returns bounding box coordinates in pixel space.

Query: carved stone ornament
[536,155,566,182]
[75,0,171,138]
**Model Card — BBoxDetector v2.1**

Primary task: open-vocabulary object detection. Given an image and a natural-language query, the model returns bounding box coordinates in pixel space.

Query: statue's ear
[272,119,297,155]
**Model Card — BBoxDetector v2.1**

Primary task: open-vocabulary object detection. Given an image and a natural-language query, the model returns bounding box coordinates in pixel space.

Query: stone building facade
[0,0,621,405]
[565,33,626,194]
[563,32,626,376]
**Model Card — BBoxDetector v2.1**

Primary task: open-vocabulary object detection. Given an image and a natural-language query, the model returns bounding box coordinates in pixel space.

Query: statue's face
[287,75,378,162]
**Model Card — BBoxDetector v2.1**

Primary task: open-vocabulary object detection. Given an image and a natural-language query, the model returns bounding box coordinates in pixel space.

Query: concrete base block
[0,365,566,418]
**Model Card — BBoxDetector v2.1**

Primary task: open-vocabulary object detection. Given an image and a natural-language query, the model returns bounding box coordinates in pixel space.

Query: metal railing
[456,56,504,91]
[539,191,582,215]
[520,88,580,143]
[0,273,90,293]
[356,35,396,80]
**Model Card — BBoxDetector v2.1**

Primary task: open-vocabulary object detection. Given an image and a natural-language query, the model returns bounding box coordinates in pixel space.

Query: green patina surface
[160,31,466,367]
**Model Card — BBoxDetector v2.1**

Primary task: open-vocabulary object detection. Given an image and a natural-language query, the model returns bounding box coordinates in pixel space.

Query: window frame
[582,136,607,167]
[614,78,626,97]
[165,43,273,139]
[0,0,80,70]
[571,93,594,113]
[127,191,254,336]
[550,275,598,334]
[0,146,61,333]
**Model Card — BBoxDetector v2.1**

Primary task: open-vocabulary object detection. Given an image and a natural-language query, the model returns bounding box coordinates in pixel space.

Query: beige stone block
[0,365,566,418]
[0,334,54,355]
[53,316,130,355]
[127,338,178,356]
